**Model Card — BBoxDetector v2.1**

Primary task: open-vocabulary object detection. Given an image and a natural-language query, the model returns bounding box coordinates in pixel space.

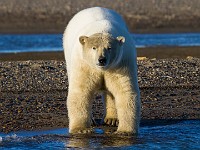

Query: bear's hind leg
[104,92,118,126]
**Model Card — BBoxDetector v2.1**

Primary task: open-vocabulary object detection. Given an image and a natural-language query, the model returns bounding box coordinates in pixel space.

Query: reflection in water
[0,120,200,149]
[66,136,140,148]
[66,129,143,148]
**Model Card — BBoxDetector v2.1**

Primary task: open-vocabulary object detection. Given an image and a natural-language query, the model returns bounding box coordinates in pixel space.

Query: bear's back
[67,7,127,35]
[63,7,128,50]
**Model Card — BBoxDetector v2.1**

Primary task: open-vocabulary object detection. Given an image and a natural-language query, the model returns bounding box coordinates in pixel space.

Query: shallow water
[0,120,199,149]
[0,33,200,53]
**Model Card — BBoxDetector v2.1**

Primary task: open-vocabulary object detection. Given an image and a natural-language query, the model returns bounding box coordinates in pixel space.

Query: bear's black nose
[98,57,107,66]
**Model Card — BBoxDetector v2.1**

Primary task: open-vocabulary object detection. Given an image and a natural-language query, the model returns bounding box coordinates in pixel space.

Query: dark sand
[1,51,200,133]
[1,46,200,62]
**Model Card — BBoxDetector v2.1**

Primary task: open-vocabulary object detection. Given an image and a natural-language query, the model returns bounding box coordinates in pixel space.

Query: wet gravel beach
[1,57,200,133]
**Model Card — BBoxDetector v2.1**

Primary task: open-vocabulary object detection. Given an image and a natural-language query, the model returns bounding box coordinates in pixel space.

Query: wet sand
[1,51,200,133]
[1,46,200,61]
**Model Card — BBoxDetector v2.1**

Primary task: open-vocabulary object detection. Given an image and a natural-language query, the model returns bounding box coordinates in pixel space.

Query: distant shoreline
[0,0,200,33]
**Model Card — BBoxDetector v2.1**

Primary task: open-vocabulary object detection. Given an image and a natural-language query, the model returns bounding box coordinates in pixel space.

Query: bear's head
[79,33,125,69]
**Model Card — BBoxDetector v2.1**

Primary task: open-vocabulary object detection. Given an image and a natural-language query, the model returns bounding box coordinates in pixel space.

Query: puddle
[0,120,199,149]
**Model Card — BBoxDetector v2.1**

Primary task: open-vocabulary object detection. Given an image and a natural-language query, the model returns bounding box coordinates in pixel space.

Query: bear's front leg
[115,92,140,135]
[67,72,99,134]
[67,88,93,134]
[67,67,102,134]
[105,72,140,135]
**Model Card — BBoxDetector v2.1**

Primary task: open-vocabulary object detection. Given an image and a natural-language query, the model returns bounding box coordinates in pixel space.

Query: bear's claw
[70,128,94,134]
[77,129,93,134]
[104,118,119,126]
[91,118,98,126]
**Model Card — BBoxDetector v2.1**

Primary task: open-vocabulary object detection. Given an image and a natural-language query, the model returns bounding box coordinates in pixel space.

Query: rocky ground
[0,0,200,33]
[1,57,199,133]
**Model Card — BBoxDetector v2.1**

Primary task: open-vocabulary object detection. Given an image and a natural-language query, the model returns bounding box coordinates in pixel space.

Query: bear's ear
[116,36,125,45]
[79,36,88,45]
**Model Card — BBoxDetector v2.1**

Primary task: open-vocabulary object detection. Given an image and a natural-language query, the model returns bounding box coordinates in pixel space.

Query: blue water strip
[0,33,200,53]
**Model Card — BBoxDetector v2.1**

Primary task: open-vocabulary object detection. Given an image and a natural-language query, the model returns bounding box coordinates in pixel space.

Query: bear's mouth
[97,62,106,67]
[96,62,108,69]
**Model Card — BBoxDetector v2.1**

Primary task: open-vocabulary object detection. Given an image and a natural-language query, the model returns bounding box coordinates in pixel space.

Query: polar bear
[63,7,140,135]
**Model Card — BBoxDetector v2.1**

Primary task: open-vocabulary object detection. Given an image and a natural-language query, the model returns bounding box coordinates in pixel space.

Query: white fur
[63,7,140,134]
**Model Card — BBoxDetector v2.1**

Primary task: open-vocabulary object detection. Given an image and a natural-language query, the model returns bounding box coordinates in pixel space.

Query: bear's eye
[92,47,96,50]
[108,47,112,51]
